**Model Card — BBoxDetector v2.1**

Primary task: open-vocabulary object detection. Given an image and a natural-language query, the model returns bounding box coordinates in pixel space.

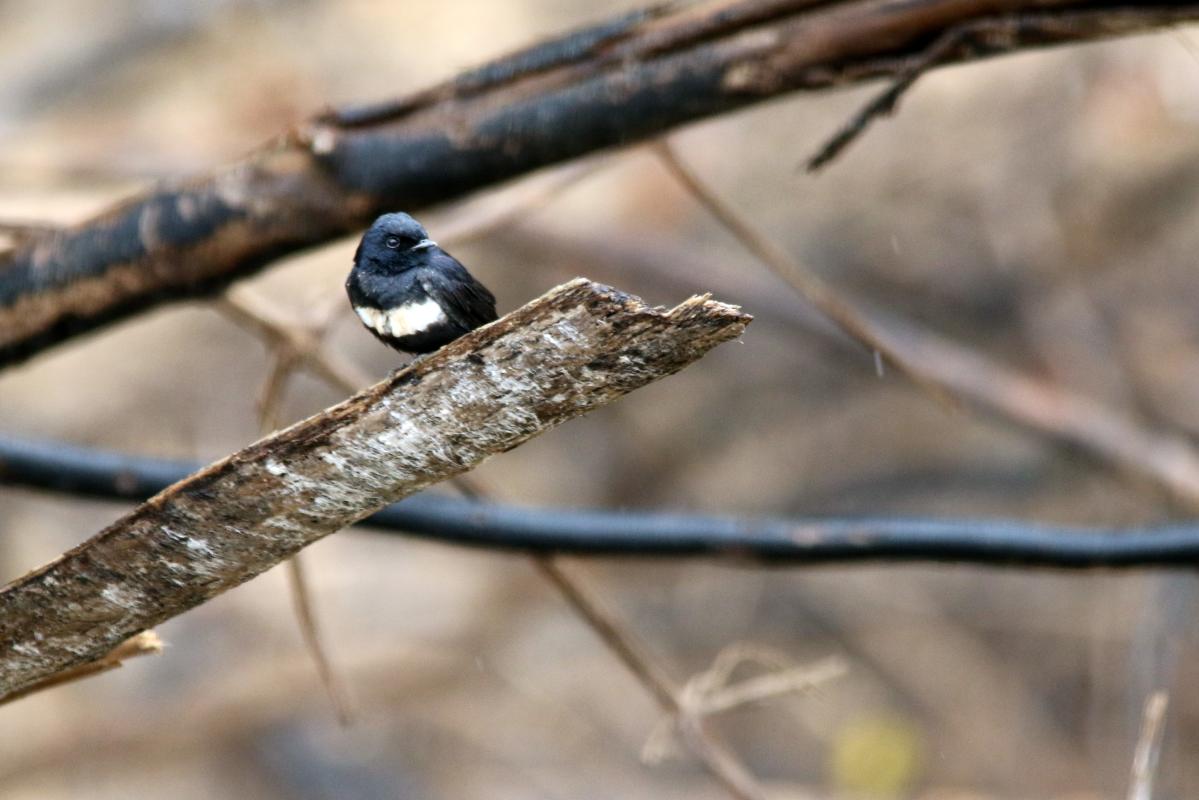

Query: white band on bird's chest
[355,299,447,338]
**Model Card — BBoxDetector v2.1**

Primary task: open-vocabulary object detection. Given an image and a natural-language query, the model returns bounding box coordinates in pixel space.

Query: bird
[346,212,498,358]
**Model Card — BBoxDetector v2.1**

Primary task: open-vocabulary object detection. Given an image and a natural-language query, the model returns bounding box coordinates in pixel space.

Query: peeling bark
[0,631,162,707]
[1,0,1194,367]
[0,279,750,700]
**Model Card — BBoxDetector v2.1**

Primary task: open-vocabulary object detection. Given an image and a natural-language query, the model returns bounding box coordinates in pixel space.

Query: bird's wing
[418,254,498,332]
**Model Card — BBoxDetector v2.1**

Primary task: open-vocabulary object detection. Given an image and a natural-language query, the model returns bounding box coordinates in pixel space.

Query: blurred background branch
[9,434,1199,568]
[650,138,1199,507]
[3,0,1197,367]
[5,0,1199,795]
[534,557,772,800]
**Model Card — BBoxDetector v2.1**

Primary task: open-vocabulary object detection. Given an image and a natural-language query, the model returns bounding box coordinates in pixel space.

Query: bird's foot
[389,353,428,379]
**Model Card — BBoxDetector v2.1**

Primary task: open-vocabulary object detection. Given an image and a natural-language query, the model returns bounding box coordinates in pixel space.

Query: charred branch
[1,1,1194,367]
[6,434,1199,569]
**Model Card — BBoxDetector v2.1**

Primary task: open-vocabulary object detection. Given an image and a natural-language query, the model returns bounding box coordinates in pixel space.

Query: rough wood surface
[1,0,1193,367]
[0,631,163,707]
[0,279,750,700]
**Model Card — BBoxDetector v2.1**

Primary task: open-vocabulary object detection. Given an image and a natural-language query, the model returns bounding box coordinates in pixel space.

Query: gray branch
[0,279,749,700]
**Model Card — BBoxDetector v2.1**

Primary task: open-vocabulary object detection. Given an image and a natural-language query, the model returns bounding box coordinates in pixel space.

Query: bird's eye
[385,236,400,249]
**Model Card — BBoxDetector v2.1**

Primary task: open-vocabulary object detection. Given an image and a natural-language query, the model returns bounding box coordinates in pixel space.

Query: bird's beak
[412,239,437,251]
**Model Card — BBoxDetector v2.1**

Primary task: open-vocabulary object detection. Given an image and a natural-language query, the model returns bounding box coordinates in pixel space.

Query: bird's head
[355,212,438,272]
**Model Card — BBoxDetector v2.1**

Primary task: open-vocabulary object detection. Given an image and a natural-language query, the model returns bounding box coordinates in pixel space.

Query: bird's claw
[389,353,428,379]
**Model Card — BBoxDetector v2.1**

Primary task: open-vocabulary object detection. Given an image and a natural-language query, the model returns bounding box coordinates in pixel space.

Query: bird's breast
[354,298,447,339]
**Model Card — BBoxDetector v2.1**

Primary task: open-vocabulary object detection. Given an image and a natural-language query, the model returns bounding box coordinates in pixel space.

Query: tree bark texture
[0,279,749,700]
[0,0,1193,367]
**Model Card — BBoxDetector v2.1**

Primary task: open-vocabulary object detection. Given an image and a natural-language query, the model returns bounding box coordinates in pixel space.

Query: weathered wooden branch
[0,279,749,700]
[1,0,1194,367]
[0,631,162,707]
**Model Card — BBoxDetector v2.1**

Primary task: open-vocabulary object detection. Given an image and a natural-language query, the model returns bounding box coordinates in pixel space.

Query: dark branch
[5,434,1199,570]
[519,225,1199,507]
[805,8,1191,171]
[3,0,1195,367]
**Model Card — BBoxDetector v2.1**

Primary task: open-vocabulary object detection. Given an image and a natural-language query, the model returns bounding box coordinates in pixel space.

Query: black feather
[347,212,498,356]
[418,252,497,332]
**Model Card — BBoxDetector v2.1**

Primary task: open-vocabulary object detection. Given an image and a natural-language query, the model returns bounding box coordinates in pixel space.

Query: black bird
[346,212,498,356]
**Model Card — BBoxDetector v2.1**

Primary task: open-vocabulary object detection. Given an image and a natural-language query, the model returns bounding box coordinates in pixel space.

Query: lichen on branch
[0,279,749,701]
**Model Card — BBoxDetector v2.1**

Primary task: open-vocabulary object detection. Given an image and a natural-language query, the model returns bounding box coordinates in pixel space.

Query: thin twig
[873,309,1199,507]
[0,631,162,707]
[687,653,847,716]
[646,645,846,765]
[806,10,1175,172]
[256,350,297,431]
[805,16,980,171]
[534,557,768,800]
[644,144,1199,508]
[655,140,955,407]
[285,555,353,725]
[687,643,796,693]
[1128,690,1169,800]
[252,334,355,726]
[433,160,604,246]
[219,290,370,394]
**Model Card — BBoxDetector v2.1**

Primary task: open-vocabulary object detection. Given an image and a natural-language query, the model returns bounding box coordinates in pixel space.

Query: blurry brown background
[3,1,1199,797]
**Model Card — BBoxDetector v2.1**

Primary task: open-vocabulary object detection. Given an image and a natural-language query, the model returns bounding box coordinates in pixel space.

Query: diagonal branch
[655,140,954,406]
[219,288,373,393]
[1128,690,1170,800]
[805,7,1199,171]
[650,143,1199,508]
[79,253,768,795]
[284,551,353,725]
[2,0,1195,367]
[535,558,768,800]
[247,319,356,725]
[0,278,749,700]
[0,631,163,708]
